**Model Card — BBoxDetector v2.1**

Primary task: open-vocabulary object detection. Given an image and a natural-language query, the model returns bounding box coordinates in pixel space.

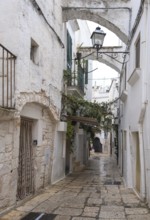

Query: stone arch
[63,8,131,44]
[87,56,121,73]
[15,92,60,121]
[18,101,56,194]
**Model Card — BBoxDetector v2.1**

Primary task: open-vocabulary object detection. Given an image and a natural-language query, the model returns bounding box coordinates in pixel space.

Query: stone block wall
[0,0,64,114]
[34,108,56,191]
[0,100,57,212]
[0,117,20,211]
[0,0,65,211]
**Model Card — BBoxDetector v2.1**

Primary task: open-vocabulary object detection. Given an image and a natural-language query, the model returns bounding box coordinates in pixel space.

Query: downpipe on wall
[138,106,147,200]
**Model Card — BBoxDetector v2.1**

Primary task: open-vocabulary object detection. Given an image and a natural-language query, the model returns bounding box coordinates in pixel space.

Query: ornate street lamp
[90,26,130,63]
[91,27,106,48]
[91,27,106,58]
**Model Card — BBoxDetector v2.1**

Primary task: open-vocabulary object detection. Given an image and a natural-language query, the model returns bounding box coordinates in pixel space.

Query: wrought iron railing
[67,63,84,94]
[0,44,16,108]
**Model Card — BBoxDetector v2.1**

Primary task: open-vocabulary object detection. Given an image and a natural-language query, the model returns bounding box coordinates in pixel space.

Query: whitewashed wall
[119,0,150,204]
[140,2,150,205]
[0,0,63,113]
[51,122,67,184]
[0,0,64,211]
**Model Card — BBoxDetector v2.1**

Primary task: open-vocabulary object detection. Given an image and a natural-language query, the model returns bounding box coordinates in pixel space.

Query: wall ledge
[120,89,128,102]
[128,68,141,86]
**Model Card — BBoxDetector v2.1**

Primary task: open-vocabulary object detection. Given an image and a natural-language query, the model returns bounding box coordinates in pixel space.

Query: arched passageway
[62,0,131,44]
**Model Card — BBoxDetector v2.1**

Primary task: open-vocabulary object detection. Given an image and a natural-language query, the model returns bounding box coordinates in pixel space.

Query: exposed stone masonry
[1,153,150,220]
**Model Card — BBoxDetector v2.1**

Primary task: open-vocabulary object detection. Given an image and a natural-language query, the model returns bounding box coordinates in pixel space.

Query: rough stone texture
[99,211,126,219]
[62,0,131,44]
[54,216,71,220]
[72,218,94,220]
[0,0,64,212]
[125,208,149,215]
[0,119,19,210]
[78,47,124,74]
[1,153,150,220]
[16,92,60,121]
[82,206,99,217]
[0,210,25,220]
[127,214,150,219]
[63,0,131,8]
[101,205,124,212]
[87,198,103,206]
[54,207,83,216]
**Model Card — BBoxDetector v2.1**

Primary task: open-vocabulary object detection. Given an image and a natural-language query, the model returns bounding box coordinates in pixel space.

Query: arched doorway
[17,102,56,200]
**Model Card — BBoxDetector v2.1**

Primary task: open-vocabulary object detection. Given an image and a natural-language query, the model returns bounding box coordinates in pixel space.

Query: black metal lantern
[91,27,106,50]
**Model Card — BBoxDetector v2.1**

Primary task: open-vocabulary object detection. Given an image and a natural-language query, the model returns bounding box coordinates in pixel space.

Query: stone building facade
[63,0,150,208]
[1,0,150,213]
[0,0,92,212]
[0,0,65,211]
[119,0,150,207]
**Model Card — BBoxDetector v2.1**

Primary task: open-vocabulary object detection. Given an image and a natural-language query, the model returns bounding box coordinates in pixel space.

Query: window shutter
[135,36,140,68]
[67,31,72,70]
[85,60,88,84]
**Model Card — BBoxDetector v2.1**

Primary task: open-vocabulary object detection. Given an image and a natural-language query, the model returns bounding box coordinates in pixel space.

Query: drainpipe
[138,122,146,200]
[30,0,64,48]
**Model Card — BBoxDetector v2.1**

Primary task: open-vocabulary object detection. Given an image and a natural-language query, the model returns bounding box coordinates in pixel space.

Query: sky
[87,21,120,87]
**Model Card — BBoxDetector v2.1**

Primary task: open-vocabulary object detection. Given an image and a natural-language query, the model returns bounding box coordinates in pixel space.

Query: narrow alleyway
[1,152,150,220]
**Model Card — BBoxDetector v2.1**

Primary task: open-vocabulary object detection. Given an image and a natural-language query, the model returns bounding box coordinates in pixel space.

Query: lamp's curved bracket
[98,51,129,64]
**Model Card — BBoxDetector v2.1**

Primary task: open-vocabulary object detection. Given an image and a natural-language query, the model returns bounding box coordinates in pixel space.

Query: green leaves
[63,94,113,126]
[63,94,114,146]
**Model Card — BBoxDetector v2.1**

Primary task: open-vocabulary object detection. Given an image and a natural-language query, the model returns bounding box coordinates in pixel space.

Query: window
[135,36,140,68]
[30,38,39,64]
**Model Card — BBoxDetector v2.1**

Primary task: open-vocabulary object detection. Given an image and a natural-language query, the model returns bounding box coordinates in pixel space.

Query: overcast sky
[87,21,119,87]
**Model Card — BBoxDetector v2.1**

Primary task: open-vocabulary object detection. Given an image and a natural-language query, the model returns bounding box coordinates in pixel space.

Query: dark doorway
[65,139,71,174]
[93,137,102,153]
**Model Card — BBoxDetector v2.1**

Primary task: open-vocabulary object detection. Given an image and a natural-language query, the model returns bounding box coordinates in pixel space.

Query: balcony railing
[67,64,84,94]
[0,44,16,108]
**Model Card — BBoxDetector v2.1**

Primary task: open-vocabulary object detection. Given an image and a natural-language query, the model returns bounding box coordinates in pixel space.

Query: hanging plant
[66,121,74,140]
[62,94,113,125]
[63,69,71,81]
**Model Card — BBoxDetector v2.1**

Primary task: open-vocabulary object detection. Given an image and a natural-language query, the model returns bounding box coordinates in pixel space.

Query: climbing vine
[66,121,74,139]
[62,94,114,131]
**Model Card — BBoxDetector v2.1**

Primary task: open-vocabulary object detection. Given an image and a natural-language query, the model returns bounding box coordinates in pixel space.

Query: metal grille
[67,62,84,94]
[0,44,16,108]
[17,118,34,200]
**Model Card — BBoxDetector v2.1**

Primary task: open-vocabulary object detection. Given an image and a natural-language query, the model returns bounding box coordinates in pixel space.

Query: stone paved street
[1,152,150,220]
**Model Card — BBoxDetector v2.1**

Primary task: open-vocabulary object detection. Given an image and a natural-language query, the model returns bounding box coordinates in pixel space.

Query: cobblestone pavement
[1,152,150,220]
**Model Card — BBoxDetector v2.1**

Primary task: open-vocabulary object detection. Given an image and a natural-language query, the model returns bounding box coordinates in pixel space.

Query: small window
[30,38,39,64]
[135,36,140,68]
